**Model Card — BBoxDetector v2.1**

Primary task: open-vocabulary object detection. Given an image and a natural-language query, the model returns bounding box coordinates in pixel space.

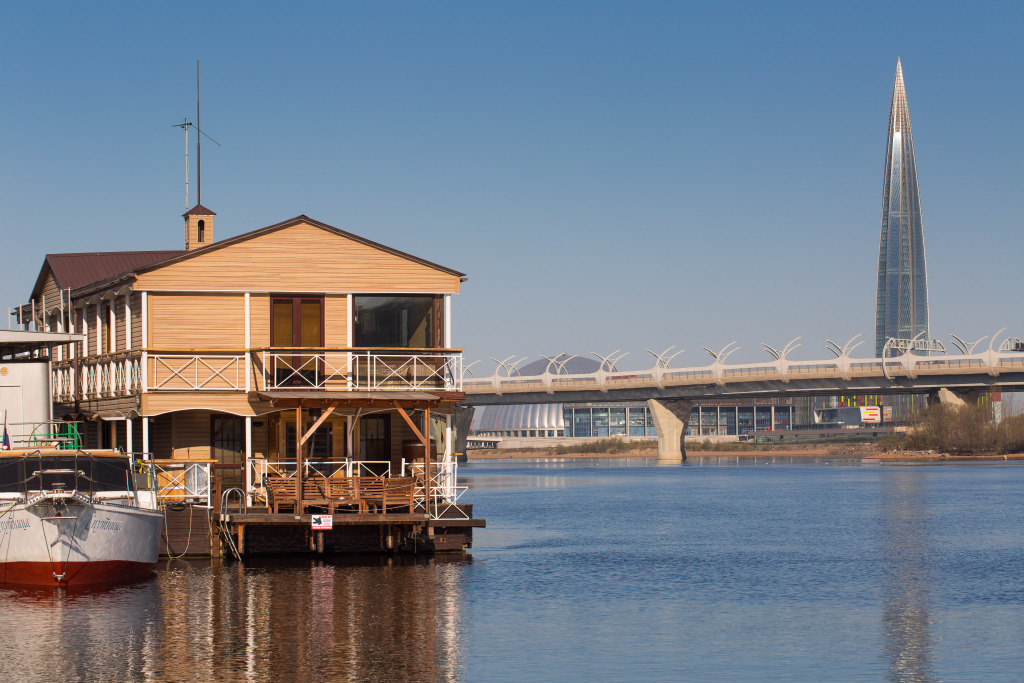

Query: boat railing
[0,449,145,504]
[3,421,83,451]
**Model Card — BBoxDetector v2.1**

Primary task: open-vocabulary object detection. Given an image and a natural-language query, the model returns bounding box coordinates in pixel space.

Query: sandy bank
[469,444,1024,462]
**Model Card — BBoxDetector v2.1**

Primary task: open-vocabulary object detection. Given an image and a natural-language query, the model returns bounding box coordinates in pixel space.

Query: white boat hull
[0,496,162,587]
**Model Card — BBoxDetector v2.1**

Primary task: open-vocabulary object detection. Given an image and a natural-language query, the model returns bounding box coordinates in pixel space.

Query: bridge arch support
[647,399,693,464]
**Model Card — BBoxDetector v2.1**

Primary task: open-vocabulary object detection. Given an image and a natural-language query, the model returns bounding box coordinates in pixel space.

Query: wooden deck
[217,504,484,556]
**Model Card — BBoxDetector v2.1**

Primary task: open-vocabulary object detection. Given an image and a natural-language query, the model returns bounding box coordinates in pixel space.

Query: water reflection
[0,579,162,681]
[881,469,935,683]
[0,555,469,682]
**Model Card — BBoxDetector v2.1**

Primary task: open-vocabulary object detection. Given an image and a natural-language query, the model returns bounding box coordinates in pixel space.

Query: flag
[2,411,10,450]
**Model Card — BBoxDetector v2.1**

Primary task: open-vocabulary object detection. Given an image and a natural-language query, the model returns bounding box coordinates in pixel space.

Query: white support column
[346,293,354,389]
[346,414,354,461]
[95,303,102,356]
[80,307,87,357]
[244,292,251,392]
[444,294,451,347]
[444,414,452,459]
[125,294,132,351]
[140,293,148,393]
[126,418,133,454]
[142,418,149,458]
[109,300,116,353]
[245,415,253,506]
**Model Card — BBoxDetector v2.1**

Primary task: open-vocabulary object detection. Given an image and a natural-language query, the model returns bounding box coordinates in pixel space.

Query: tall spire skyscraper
[875,59,929,357]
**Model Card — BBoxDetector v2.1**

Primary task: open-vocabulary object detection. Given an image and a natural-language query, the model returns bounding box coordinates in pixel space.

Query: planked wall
[149,293,245,349]
[135,221,461,294]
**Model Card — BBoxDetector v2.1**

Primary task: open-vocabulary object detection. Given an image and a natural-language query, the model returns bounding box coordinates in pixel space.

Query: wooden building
[20,207,481,554]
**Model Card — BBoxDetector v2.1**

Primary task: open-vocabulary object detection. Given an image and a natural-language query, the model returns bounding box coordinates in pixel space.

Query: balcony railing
[52,347,462,401]
[260,348,462,392]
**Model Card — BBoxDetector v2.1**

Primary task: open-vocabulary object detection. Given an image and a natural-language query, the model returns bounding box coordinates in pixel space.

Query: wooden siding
[85,306,97,354]
[152,415,173,459]
[113,300,125,353]
[171,411,212,460]
[135,221,461,294]
[142,393,257,418]
[41,272,61,315]
[324,295,348,346]
[149,293,245,349]
[249,294,270,347]
[131,292,143,349]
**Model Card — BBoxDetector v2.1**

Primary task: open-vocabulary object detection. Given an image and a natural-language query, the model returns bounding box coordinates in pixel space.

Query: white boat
[0,449,162,587]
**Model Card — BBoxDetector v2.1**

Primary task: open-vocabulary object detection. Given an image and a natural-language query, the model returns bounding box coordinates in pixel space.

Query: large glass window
[609,408,626,436]
[593,408,609,437]
[354,296,441,348]
[720,407,736,436]
[738,407,754,435]
[628,407,647,436]
[700,407,717,436]
[573,409,592,438]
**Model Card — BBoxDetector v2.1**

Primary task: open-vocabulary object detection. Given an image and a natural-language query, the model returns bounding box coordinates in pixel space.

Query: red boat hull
[1,559,156,587]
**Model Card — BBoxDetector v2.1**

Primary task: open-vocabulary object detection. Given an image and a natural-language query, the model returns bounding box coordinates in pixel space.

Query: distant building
[876,59,929,356]
[470,355,798,439]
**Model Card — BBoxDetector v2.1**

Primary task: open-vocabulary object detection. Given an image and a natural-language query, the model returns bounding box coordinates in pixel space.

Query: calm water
[2,457,1022,681]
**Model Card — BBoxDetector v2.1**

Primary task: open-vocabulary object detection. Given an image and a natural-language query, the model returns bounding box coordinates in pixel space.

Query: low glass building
[474,398,797,439]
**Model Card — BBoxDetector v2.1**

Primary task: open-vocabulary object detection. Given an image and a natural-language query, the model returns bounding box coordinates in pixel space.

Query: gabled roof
[32,250,185,301]
[62,215,466,298]
[183,204,216,217]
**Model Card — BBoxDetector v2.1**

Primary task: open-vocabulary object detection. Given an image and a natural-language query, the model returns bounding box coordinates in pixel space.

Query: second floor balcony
[51,347,463,402]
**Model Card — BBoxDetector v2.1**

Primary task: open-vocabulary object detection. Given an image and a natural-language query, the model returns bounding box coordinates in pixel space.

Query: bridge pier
[454,405,475,464]
[933,388,983,407]
[647,399,693,464]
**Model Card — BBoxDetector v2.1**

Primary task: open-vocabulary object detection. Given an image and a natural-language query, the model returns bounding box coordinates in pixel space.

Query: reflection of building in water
[0,580,162,680]
[150,557,466,681]
[881,470,935,682]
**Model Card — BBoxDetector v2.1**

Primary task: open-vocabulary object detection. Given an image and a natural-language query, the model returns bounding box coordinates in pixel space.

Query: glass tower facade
[875,59,929,357]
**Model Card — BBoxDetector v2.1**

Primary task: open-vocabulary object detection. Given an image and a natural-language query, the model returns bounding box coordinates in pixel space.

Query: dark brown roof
[183,204,216,217]
[32,250,184,300]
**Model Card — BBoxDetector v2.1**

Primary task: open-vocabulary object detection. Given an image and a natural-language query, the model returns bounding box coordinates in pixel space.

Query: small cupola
[183,204,216,251]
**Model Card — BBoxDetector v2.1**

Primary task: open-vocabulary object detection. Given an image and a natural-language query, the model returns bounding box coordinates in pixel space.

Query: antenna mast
[197,60,201,207]
[172,61,220,211]
[172,119,192,210]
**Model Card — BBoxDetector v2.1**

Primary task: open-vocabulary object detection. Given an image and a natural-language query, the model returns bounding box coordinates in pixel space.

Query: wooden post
[295,405,303,513]
[423,406,431,518]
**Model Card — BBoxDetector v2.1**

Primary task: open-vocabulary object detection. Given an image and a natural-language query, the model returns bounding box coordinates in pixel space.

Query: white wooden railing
[260,348,462,391]
[53,348,463,401]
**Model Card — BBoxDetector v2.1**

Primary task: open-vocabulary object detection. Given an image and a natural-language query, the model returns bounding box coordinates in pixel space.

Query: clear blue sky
[2,2,1021,369]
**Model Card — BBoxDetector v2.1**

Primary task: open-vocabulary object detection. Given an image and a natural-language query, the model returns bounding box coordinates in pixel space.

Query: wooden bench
[266,475,336,513]
[265,475,413,514]
[360,476,416,514]
[326,476,367,513]
[266,476,298,513]
[302,475,336,513]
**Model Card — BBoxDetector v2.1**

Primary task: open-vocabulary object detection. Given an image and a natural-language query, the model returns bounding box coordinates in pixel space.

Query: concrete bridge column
[934,388,982,407]
[454,405,475,464]
[647,399,694,464]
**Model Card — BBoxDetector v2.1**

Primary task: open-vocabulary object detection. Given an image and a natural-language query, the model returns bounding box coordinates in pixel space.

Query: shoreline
[468,446,1024,462]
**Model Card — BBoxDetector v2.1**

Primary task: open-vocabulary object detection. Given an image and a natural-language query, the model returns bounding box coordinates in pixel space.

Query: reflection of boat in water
[0,449,162,587]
